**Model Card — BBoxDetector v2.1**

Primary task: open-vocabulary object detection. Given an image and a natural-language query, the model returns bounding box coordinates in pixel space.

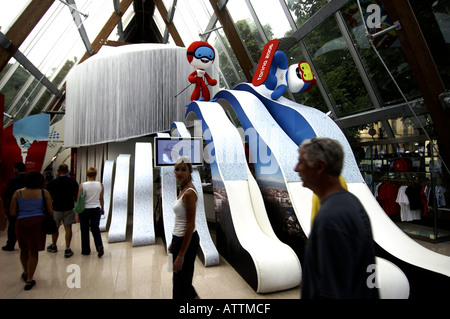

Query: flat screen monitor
[154,137,203,167]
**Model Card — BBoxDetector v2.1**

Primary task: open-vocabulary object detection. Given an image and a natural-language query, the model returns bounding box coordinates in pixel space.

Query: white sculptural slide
[132,142,155,246]
[186,101,301,293]
[232,82,450,298]
[100,160,114,232]
[108,154,130,243]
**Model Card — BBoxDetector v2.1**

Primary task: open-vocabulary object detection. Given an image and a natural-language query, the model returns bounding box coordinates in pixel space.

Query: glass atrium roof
[1,0,449,145]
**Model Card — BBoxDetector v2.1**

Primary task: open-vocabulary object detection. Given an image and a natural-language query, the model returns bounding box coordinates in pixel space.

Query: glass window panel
[347,115,435,146]
[107,5,135,41]
[392,114,435,139]
[284,43,327,112]
[121,4,136,32]
[226,0,265,64]
[181,0,212,37]
[304,15,373,117]
[340,1,421,106]
[284,0,329,28]
[0,0,31,33]
[152,5,167,38]
[162,0,172,9]
[1,59,33,112]
[409,0,450,89]
[198,0,215,18]
[80,0,114,41]
[249,0,293,39]
[17,1,86,78]
[13,81,48,118]
[174,0,213,44]
[1,0,121,128]
[173,9,197,44]
[213,28,244,88]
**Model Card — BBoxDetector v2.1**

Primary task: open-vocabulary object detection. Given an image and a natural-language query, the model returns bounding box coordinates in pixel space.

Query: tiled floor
[1,223,450,299]
[0,224,298,299]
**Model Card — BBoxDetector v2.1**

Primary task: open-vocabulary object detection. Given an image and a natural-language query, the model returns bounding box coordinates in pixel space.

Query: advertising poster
[247,148,306,260]
[0,114,50,192]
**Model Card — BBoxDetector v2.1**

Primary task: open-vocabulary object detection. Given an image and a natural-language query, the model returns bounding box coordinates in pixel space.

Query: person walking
[2,162,26,251]
[294,137,378,299]
[169,156,200,300]
[10,171,53,290]
[46,164,79,257]
[77,167,104,257]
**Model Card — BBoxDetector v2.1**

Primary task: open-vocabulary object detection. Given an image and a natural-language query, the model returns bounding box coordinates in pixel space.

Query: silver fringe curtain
[65,44,202,147]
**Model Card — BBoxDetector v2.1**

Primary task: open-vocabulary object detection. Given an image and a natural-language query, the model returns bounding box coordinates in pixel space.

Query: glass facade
[410,0,450,89]
[1,0,442,130]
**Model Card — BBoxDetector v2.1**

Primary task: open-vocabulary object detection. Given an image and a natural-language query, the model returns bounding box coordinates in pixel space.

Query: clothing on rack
[376,182,401,216]
[436,185,446,208]
[396,185,421,222]
[375,181,446,219]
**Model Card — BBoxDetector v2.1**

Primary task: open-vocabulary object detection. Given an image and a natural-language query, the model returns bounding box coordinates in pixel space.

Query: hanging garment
[421,185,429,216]
[405,184,423,211]
[436,186,447,208]
[377,182,401,216]
[396,185,421,222]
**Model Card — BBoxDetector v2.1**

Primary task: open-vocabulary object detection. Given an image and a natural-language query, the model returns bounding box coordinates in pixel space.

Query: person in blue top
[10,171,53,290]
[2,162,26,251]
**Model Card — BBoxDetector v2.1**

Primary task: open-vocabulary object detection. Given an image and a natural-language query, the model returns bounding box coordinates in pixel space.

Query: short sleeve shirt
[301,190,379,299]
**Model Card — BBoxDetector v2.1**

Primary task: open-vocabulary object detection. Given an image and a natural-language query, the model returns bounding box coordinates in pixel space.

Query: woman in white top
[76,167,104,257]
[169,156,200,300]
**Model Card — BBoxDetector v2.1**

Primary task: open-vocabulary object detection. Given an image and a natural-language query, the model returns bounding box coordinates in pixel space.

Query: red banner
[252,39,279,86]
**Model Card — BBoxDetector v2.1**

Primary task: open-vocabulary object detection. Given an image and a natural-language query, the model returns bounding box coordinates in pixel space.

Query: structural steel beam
[66,0,94,54]
[209,0,253,81]
[51,0,133,116]
[290,0,351,42]
[0,0,55,72]
[383,0,450,171]
[78,0,134,63]
[152,0,184,47]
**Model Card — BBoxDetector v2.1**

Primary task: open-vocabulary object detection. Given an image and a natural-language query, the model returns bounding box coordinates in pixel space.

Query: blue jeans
[79,207,103,255]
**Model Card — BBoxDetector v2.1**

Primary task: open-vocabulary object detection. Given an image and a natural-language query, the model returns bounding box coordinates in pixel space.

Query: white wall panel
[100,160,114,232]
[132,142,155,246]
[108,154,130,243]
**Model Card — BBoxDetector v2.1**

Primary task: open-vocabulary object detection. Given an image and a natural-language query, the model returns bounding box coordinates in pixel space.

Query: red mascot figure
[187,41,217,101]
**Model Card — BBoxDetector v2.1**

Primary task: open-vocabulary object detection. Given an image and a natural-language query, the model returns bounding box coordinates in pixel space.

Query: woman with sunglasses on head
[169,156,200,300]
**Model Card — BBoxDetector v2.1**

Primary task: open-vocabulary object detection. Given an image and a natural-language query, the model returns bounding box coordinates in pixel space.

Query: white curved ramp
[216,88,411,298]
[185,101,301,293]
[375,257,410,299]
[171,122,219,266]
[132,142,155,246]
[108,154,130,243]
[233,82,450,298]
[100,160,114,232]
[157,132,176,252]
[215,89,310,236]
